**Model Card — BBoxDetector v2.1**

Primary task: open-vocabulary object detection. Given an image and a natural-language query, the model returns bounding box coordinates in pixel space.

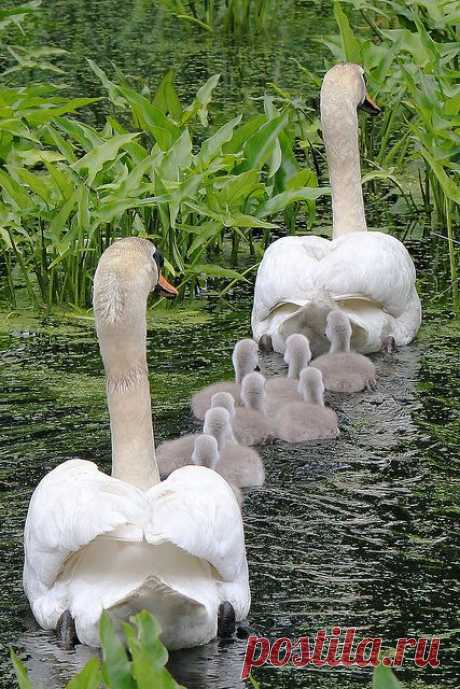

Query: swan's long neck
[321,94,367,237]
[95,284,159,490]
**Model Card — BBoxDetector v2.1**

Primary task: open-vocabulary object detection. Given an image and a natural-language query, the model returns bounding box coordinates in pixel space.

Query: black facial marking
[152,249,164,272]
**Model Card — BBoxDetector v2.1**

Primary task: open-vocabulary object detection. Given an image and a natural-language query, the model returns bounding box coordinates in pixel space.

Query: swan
[204,407,265,487]
[191,434,243,507]
[265,334,311,415]
[23,237,250,650]
[191,339,259,420]
[274,367,339,443]
[211,374,273,446]
[311,310,377,392]
[251,63,421,356]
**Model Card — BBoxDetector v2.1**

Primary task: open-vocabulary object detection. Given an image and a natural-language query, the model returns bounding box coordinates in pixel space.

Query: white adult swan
[252,63,421,355]
[23,237,250,649]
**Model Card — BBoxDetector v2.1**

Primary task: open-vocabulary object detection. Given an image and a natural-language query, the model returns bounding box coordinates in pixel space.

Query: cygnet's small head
[298,367,325,405]
[93,237,177,326]
[232,338,259,383]
[241,371,266,411]
[326,310,352,352]
[284,334,312,378]
[192,434,219,470]
[211,392,236,417]
[320,63,381,115]
[204,407,236,449]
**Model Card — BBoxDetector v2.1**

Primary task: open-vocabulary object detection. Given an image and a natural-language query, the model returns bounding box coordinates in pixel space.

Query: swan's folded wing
[319,232,417,317]
[145,465,246,583]
[252,235,332,324]
[24,459,148,600]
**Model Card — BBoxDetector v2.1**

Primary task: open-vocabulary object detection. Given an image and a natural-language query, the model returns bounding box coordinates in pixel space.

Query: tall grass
[155,0,280,34]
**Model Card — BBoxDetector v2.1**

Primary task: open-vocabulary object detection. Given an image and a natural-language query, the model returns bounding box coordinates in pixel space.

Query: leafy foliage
[11,611,184,689]
[0,5,324,310]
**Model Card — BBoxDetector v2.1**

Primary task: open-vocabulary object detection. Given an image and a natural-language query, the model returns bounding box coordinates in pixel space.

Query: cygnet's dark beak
[359,92,381,116]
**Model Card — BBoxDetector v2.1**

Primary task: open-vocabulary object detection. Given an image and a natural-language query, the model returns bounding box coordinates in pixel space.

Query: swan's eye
[152,250,164,272]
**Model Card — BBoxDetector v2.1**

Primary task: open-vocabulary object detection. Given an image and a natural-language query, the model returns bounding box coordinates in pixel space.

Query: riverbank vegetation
[0,0,458,314]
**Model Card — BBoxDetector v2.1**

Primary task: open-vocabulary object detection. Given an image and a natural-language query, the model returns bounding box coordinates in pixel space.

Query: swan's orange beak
[156,273,178,298]
[359,92,381,116]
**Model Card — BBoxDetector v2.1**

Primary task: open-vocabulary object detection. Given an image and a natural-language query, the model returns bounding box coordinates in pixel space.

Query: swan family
[22,63,421,652]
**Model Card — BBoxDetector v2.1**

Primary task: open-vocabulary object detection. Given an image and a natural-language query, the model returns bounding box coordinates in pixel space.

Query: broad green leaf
[160,129,193,180]
[45,162,74,199]
[48,188,79,241]
[24,98,101,126]
[10,650,33,689]
[73,133,139,185]
[0,169,31,208]
[188,222,222,253]
[420,148,460,203]
[257,187,329,217]
[197,116,242,168]
[238,113,289,172]
[223,114,266,155]
[15,167,51,203]
[190,263,248,281]
[66,657,102,689]
[372,664,403,689]
[218,170,260,206]
[152,70,182,120]
[333,2,362,64]
[86,59,126,108]
[182,74,220,127]
[100,612,136,689]
[118,85,181,149]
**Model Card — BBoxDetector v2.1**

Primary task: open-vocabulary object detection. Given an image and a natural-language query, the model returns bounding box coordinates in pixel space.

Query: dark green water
[1,1,459,688]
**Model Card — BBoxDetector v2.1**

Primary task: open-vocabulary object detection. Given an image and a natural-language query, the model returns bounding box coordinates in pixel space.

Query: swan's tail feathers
[107,575,211,650]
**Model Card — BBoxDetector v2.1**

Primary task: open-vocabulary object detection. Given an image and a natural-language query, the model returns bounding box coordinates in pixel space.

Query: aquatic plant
[155,0,281,34]
[321,1,460,314]
[0,10,325,310]
[11,610,184,688]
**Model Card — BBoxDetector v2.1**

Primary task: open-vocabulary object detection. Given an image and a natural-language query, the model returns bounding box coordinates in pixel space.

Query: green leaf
[333,2,362,64]
[0,169,31,209]
[182,74,220,127]
[118,85,181,150]
[48,187,79,241]
[10,650,33,689]
[15,167,51,203]
[238,113,289,172]
[198,115,242,168]
[73,133,139,185]
[100,612,136,689]
[66,657,102,689]
[420,148,460,204]
[218,170,260,206]
[190,263,248,281]
[24,98,101,126]
[86,59,126,108]
[152,70,183,120]
[257,186,329,218]
[372,664,403,689]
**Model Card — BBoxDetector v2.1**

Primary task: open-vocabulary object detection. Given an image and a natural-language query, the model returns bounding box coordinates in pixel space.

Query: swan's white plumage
[252,231,421,354]
[24,460,250,649]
